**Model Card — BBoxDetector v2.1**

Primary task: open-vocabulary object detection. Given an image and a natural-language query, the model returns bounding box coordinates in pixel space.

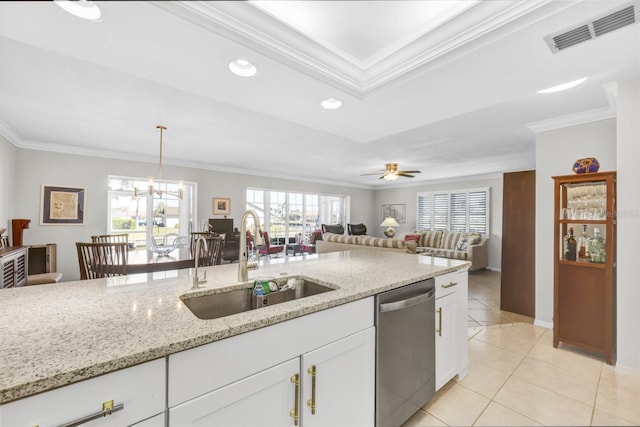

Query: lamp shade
[380,217,399,227]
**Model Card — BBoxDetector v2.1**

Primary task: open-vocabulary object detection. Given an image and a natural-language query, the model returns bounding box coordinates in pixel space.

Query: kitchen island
[0,249,468,426]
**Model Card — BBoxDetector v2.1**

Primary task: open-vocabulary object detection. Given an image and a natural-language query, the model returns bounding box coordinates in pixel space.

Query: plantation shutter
[417,194,432,230]
[468,190,488,234]
[433,193,449,231]
[416,188,490,236]
[450,192,467,232]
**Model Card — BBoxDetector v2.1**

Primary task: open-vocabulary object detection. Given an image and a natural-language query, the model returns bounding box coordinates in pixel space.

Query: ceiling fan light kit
[361,163,422,181]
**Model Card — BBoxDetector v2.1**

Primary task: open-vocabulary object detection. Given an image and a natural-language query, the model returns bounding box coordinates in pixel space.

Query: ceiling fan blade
[398,170,421,174]
[360,172,385,176]
[378,175,385,179]
[397,173,415,178]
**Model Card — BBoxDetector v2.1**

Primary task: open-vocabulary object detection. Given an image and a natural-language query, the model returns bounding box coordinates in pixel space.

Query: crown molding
[371,172,504,191]
[150,0,564,98]
[18,138,373,191]
[0,119,23,147]
[527,106,617,133]
[527,82,619,133]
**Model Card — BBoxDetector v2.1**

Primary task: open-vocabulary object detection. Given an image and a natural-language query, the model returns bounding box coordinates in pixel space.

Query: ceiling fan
[360,163,422,181]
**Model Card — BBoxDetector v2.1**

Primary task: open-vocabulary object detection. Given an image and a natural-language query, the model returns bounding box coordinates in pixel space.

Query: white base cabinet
[170,358,298,426]
[434,269,468,390]
[168,298,375,427]
[170,328,375,427]
[301,328,375,427]
[0,359,165,427]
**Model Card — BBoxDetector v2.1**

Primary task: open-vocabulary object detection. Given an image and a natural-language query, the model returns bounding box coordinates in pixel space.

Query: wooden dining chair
[76,242,128,280]
[91,234,129,251]
[195,235,224,267]
[190,232,214,255]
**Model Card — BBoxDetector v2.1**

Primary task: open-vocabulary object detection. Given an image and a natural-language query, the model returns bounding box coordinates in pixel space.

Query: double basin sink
[181,277,335,320]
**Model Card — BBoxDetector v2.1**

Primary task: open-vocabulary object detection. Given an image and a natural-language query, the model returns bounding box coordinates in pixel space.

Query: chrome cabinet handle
[436,307,443,337]
[290,374,300,426]
[379,291,434,313]
[307,365,317,415]
[441,281,458,289]
[58,400,123,427]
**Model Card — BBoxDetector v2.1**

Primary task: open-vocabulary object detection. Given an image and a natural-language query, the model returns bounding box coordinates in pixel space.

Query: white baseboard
[534,319,553,329]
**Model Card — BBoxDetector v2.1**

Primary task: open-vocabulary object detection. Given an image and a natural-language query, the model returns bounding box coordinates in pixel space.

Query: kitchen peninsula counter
[0,249,467,403]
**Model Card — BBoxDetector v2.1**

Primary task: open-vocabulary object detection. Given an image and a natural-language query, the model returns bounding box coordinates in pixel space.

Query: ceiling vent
[545,1,638,53]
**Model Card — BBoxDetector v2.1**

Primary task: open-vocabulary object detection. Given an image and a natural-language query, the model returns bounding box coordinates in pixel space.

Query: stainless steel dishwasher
[375,279,435,427]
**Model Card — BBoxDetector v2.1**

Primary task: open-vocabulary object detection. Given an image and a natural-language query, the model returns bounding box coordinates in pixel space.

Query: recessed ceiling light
[321,98,343,110]
[537,77,588,94]
[53,0,102,21]
[229,59,257,77]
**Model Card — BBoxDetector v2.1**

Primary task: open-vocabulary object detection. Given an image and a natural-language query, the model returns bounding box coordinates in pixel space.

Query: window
[247,188,347,243]
[108,176,196,249]
[417,188,489,236]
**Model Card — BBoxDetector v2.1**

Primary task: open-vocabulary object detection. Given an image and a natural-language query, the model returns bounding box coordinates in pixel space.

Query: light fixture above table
[135,125,184,199]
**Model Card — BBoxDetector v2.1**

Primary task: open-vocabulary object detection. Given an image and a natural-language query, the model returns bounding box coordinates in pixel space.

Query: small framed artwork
[381,203,406,224]
[212,197,231,215]
[41,185,86,225]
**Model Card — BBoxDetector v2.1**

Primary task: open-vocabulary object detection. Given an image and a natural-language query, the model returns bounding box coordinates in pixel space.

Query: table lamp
[380,217,399,238]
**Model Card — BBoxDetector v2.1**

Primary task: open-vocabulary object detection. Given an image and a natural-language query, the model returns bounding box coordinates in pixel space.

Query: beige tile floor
[401,270,640,427]
[466,270,534,328]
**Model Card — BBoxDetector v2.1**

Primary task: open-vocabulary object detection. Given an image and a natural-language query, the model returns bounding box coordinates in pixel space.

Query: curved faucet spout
[192,235,208,289]
[238,209,263,282]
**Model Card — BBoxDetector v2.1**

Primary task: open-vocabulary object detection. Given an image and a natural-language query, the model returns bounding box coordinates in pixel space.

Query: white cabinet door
[301,328,375,427]
[435,291,458,390]
[169,358,299,427]
[0,359,165,427]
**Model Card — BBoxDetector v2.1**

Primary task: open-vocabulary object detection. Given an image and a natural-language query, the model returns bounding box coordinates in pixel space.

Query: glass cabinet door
[558,180,608,264]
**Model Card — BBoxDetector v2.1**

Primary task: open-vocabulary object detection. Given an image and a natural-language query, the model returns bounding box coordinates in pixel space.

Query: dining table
[126,247,195,274]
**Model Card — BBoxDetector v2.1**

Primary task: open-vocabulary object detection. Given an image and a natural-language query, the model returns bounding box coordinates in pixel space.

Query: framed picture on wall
[381,203,406,223]
[41,185,86,225]
[212,197,231,215]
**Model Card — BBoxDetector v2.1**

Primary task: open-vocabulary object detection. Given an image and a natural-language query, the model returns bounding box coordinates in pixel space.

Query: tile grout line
[589,362,605,426]
[464,324,550,426]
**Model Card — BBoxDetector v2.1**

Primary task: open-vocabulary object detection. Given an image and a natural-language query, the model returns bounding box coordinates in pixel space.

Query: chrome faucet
[238,209,264,282]
[191,235,208,289]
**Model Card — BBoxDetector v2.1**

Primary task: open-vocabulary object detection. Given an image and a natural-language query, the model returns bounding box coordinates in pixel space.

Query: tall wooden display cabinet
[552,171,616,365]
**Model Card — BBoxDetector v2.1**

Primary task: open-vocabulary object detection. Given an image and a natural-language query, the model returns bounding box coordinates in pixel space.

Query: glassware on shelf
[588,227,606,263]
[562,182,607,220]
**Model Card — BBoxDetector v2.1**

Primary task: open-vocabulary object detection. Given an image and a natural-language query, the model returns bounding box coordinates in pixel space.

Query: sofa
[405,230,488,271]
[317,232,417,255]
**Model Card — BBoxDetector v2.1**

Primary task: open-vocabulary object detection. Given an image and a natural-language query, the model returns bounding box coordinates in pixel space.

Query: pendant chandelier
[135,125,184,199]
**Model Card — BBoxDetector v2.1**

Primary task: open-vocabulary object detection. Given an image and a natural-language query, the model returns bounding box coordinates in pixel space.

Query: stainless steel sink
[181,278,335,320]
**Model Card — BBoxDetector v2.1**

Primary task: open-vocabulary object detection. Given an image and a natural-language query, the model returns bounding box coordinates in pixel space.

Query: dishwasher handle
[379,290,434,313]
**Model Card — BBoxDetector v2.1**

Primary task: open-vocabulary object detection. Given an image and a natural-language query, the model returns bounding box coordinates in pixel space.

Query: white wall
[13,149,375,281]
[616,77,640,370]
[374,175,503,270]
[0,135,17,234]
[534,119,617,329]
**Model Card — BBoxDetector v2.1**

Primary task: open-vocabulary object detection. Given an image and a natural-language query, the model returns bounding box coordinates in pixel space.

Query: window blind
[416,188,490,236]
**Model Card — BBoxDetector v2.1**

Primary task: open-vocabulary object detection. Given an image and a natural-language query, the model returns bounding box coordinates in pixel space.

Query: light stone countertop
[0,249,468,404]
